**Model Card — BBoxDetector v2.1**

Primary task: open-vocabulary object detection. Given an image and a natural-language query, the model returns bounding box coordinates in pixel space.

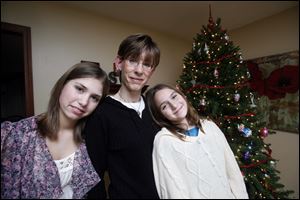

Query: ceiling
[60,1,298,42]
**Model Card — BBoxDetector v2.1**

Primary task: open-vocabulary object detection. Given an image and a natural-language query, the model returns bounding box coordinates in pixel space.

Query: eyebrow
[75,82,102,97]
[159,91,176,109]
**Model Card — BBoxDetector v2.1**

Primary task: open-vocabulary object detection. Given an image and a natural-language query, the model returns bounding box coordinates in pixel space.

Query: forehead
[154,88,174,103]
[68,77,103,94]
[129,51,153,61]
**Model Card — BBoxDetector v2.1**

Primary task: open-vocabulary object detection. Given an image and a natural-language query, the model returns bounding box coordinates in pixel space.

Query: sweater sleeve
[209,121,249,199]
[1,121,23,198]
[84,109,108,199]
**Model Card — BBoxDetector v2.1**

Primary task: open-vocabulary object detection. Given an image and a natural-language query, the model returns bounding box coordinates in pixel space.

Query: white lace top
[54,152,76,199]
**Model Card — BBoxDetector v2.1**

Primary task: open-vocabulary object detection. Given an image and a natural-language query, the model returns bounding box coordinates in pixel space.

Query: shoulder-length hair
[146,83,206,140]
[37,62,110,144]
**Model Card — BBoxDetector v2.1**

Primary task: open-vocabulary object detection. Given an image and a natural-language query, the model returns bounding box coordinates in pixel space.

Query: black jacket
[84,96,160,199]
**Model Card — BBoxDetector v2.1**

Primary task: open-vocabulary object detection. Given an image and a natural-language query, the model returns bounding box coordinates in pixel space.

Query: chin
[68,113,84,121]
[129,84,144,91]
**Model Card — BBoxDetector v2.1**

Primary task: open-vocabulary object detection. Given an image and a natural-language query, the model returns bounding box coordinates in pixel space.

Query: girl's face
[59,77,103,122]
[154,88,188,124]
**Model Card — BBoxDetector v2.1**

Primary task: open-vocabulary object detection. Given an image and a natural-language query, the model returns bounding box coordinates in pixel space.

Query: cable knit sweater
[152,119,249,199]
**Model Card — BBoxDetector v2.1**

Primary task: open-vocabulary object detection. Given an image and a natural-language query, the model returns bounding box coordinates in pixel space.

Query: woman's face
[154,88,188,124]
[59,77,103,122]
[116,52,155,92]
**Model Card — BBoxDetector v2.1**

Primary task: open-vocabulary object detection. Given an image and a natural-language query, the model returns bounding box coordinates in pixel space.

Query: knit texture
[153,119,249,199]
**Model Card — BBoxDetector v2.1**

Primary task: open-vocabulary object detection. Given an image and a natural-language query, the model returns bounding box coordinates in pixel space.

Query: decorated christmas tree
[176,7,294,199]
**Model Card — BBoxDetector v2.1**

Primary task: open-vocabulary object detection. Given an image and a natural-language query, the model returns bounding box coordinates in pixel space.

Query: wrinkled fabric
[1,116,100,199]
[153,119,249,199]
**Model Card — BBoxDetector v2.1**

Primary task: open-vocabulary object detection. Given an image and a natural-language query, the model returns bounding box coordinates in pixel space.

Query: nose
[78,94,89,107]
[169,100,177,110]
[135,62,144,74]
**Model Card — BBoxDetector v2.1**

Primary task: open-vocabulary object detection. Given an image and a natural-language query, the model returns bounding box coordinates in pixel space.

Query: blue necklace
[185,127,199,137]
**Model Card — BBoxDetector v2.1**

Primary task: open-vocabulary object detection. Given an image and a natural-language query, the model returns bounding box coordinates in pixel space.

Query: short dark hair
[117,33,160,69]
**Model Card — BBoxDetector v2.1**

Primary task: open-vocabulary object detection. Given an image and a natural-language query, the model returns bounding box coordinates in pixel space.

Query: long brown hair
[37,62,110,144]
[146,84,206,140]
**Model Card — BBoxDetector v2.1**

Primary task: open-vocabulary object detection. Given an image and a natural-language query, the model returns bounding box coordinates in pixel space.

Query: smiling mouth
[131,77,143,81]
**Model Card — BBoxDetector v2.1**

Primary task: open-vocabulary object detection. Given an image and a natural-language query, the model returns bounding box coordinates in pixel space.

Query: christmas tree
[176,7,294,199]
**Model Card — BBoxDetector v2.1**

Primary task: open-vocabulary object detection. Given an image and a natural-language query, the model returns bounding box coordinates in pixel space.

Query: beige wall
[229,6,299,59]
[2,1,299,198]
[265,131,299,199]
[1,1,190,115]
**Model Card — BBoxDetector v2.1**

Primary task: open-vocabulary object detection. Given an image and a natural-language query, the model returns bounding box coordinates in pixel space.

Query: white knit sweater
[152,119,249,199]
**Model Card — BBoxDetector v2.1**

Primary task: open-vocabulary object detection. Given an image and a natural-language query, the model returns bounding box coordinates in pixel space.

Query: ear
[114,56,123,73]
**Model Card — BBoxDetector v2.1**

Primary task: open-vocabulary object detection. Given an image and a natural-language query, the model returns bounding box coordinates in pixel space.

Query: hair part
[37,62,110,144]
[146,83,206,140]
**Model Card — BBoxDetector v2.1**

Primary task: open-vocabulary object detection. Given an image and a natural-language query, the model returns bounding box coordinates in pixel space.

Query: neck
[177,119,191,130]
[59,110,76,130]
[118,86,141,103]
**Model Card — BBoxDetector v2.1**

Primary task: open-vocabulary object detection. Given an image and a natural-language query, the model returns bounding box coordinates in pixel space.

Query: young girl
[1,62,110,199]
[146,83,249,199]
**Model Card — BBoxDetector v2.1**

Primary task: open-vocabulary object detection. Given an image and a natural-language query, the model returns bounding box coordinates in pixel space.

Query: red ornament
[260,127,269,138]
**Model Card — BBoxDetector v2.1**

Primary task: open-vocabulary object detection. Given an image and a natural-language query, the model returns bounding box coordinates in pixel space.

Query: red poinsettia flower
[247,61,299,100]
[265,65,299,99]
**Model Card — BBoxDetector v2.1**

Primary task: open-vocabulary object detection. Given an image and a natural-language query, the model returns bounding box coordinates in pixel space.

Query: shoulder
[155,128,175,140]
[1,116,38,135]
[1,116,39,151]
[154,128,182,148]
[200,118,221,131]
[200,118,227,141]
[94,96,127,115]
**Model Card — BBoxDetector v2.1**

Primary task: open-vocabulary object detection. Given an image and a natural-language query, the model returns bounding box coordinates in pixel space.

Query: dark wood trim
[1,22,34,117]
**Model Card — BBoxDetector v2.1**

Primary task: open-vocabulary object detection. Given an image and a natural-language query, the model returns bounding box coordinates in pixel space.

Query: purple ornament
[244,151,250,160]
[200,99,206,106]
[234,93,240,102]
[214,68,219,78]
